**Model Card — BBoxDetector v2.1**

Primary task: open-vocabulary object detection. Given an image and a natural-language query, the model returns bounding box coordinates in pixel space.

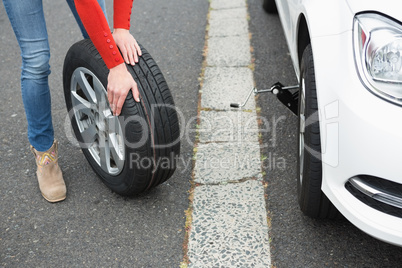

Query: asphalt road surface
[1,0,402,267]
[248,0,402,267]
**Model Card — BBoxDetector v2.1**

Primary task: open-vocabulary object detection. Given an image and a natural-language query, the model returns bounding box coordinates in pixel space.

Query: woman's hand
[107,63,140,116]
[107,29,142,116]
[112,28,142,65]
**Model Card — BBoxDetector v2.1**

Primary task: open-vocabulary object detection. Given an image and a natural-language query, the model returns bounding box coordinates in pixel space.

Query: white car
[264,0,402,246]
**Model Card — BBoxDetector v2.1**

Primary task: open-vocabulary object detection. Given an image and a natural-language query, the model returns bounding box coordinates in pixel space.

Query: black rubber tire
[63,39,180,196]
[262,0,278,14]
[297,44,339,219]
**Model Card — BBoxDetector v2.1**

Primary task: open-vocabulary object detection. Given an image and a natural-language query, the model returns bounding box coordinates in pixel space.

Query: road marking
[183,0,271,267]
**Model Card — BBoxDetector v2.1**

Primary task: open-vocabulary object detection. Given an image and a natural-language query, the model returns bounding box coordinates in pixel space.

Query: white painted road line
[185,0,271,267]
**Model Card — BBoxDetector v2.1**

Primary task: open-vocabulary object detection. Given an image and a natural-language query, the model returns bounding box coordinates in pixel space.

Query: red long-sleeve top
[74,0,133,69]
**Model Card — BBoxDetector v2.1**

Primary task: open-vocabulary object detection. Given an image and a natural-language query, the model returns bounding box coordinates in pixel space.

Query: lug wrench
[230,82,299,114]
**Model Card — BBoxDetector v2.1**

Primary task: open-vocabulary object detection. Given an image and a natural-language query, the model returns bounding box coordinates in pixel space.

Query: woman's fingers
[126,44,135,65]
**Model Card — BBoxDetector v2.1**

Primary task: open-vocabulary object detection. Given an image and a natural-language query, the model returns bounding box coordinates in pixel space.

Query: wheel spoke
[80,123,97,144]
[93,77,108,105]
[299,133,304,181]
[107,116,125,167]
[110,138,124,164]
[71,91,93,117]
[74,71,97,104]
[299,78,306,184]
[99,136,111,171]
[109,132,124,159]
[300,114,305,134]
[107,115,120,135]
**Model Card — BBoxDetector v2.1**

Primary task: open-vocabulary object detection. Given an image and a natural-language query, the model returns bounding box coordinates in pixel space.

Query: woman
[3,0,141,202]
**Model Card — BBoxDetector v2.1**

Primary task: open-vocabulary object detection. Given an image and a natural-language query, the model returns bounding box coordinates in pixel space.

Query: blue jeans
[3,0,107,151]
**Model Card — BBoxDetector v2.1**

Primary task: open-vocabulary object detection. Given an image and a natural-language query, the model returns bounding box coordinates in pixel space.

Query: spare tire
[63,39,180,196]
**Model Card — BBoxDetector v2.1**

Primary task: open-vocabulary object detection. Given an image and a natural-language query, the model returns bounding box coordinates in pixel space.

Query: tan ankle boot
[31,140,66,202]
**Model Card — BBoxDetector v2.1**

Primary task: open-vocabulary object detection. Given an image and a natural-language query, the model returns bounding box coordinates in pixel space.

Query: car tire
[297,44,339,219]
[63,39,180,196]
[262,0,277,14]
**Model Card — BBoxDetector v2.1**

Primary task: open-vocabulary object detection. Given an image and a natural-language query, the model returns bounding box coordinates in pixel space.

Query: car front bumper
[311,30,402,246]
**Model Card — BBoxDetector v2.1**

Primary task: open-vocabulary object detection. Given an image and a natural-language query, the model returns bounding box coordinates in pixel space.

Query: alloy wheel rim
[299,77,306,186]
[70,67,125,175]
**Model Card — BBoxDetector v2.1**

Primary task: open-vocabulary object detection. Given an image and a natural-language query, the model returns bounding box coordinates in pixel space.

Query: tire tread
[297,44,340,219]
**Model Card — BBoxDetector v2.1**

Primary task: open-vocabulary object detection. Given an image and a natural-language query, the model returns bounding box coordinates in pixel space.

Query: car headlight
[354,13,402,104]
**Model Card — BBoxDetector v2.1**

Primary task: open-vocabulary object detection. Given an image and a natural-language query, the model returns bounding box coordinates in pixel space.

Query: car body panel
[347,0,402,21]
[274,0,402,246]
[275,0,353,77]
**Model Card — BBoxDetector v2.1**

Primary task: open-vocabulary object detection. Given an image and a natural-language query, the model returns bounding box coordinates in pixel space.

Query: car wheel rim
[70,67,125,176]
[299,77,306,186]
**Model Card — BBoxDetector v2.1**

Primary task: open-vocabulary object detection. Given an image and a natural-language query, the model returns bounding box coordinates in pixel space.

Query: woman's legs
[3,0,107,152]
[4,0,66,202]
[3,0,53,152]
